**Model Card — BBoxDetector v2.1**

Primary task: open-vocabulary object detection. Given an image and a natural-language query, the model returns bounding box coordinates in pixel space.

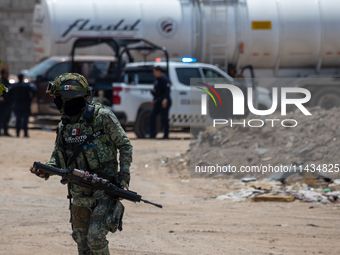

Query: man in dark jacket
[150,66,171,139]
[10,73,36,137]
[0,69,12,136]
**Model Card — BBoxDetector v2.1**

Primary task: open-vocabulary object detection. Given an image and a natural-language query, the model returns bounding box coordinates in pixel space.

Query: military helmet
[46,73,91,98]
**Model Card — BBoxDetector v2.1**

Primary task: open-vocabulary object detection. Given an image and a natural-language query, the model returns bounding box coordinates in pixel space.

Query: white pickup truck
[112,60,272,138]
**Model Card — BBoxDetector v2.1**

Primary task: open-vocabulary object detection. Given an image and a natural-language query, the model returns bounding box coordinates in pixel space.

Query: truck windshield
[122,67,155,84]
[176,68,202,86]
[25,59,58,78]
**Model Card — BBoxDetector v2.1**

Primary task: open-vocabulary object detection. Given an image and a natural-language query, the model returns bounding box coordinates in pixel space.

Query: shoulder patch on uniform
[107,111,120,126]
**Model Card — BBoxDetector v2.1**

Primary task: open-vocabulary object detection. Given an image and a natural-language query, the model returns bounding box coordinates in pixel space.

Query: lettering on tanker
[62,19,141,37]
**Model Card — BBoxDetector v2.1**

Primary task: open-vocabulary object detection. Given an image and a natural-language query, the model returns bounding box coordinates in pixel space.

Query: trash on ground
[249,181,282,191]
[216,180,340,204]
[251,194,295,202]
[216,188,265,202]
[241,178,257,182]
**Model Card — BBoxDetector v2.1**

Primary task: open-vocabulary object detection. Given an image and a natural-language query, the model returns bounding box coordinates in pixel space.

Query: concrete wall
[0,0,36,75]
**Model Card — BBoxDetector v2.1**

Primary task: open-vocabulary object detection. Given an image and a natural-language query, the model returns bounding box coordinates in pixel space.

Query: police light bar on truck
[181,57,197,63]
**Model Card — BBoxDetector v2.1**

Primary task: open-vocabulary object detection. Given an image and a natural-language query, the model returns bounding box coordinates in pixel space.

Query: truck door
[89,61,115,106]
[172,67,203,126]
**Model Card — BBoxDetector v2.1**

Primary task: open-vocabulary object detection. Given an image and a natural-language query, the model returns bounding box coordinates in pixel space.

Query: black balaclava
[54,96,63,111]
[54,96,86,116]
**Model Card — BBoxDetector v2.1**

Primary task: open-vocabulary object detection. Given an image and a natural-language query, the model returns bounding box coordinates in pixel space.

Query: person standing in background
[10,72,36,138]
[150,66,172,139]
[0,69,12,136]
[227,64,236,78]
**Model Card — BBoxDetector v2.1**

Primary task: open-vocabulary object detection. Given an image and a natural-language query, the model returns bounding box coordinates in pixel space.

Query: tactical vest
[55,102,118,177]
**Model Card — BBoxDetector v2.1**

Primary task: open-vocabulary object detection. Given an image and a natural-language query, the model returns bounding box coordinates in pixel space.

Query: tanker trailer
[33,0,340,108]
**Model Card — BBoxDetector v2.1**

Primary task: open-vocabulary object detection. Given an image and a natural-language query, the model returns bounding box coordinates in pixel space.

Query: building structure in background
[0,0,36,74]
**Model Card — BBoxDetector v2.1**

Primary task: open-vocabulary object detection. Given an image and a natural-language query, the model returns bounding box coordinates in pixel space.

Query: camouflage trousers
[71,203,110,255]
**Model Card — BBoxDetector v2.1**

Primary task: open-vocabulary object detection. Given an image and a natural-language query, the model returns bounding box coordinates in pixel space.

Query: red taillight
[113,87,122,104]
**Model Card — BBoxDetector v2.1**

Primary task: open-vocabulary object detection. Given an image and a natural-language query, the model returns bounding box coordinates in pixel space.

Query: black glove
[118,172,130,189]
[31,166,50,180]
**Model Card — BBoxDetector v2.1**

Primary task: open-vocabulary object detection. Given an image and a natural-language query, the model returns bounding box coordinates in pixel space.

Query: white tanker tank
[34,0,340,72]
[33,0,340,108]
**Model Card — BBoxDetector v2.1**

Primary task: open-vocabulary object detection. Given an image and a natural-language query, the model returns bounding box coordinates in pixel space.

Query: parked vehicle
[113,60,272,138]
[13,37,162,116]
[10,55,115,115]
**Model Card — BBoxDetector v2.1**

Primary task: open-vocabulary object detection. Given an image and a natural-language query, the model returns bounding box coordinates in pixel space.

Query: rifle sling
[59,125,74,225]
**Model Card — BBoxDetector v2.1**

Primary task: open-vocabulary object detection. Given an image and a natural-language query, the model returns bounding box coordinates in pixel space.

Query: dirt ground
[0,129,339,255]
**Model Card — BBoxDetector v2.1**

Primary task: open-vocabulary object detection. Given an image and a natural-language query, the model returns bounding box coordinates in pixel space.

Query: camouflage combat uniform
[47,101,133,255]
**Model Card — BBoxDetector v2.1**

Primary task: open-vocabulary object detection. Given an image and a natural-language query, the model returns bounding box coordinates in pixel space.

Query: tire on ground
[134,109,162,138]
[134,109,150,138]
[310,87,340,109]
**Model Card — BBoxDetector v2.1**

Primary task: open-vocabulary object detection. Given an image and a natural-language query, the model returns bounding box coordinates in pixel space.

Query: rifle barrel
[32,161,163,209]
[141,199,163,208]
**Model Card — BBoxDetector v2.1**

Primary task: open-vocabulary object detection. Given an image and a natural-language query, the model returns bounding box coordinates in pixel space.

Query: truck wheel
[134,109,152,138]
[134,109,162,138]
[310,88,340,109]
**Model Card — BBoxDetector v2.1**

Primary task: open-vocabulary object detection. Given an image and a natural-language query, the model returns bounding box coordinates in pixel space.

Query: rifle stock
[32,161,163,208]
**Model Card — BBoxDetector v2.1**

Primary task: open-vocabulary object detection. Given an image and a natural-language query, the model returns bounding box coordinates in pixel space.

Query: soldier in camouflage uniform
[30,73,132,255]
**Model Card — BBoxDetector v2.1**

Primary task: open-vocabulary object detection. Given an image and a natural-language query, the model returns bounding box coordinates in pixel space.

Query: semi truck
[33,0,340,109]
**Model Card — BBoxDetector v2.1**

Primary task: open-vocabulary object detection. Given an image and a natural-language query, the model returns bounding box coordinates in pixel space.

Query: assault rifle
[31,162,162,208]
